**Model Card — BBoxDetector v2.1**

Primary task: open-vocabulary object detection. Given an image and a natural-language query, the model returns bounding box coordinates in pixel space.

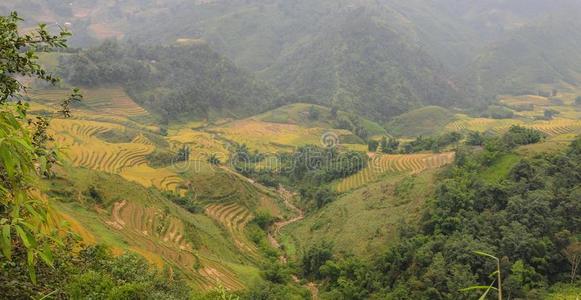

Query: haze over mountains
[4,0,581,121]
[2,1,581,298]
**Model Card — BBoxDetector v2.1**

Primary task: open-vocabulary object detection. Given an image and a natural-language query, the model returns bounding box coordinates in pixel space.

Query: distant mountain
[11,0,581,119]
[259,7,463,121]
[466,16,581,98]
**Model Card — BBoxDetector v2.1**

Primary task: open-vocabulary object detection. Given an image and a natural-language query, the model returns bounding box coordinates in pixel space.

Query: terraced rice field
[205,203,258,256]
[82,87,150,117]
[445,117,524,133]
[120,165,185,192]
[211,119,351,152]
[446,116,581,137]
[168,129,228,161]
[528,119,581,136]
[106,200,244,290]
[336,152,455,192]
[51,119,185,192]
[27,89,70,104]
[67,140,153,173]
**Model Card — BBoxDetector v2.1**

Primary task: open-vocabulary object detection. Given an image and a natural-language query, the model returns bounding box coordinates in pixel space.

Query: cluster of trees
[1,243,191,299]
[234,145,366,210]
[370,126,543,156]
[502,125,544,148]
[370,132,463,154]
[163,192,202,214]
[334,115,369,140]
[230,143,265,164]
[300,136,581,299]
[368,137,399,153]
[481,105,515,119]
[60,40,279,120]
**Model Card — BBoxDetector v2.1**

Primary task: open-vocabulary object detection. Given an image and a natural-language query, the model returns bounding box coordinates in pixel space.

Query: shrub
[544,109,560,120]
[502,125,544,148]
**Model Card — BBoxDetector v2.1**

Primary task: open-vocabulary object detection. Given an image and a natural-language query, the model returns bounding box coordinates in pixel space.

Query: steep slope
[466,16,581,98]
[260,7,462,121]
[27,85,289,291]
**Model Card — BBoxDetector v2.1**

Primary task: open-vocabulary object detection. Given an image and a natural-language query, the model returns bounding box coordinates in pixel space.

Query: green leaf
[38,246,54,268]
[27,252,37,285]
[461,280,497,300]
[1,224,12,259]
[15,224,36,249]
[460,285,498,292]
[473,251,499,261]
[478,281,496,300]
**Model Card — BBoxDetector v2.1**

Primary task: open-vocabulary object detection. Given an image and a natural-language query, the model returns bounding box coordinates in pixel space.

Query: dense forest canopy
[60,41,280,120]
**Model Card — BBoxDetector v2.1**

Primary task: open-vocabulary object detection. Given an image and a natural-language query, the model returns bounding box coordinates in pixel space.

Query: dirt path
[268,185,318,300]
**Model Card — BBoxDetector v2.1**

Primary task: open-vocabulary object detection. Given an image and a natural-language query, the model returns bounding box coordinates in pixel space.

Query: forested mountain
[466,17,581,98]
[259,7,462,121]
[60,41,279,120]
[6,0,581,117]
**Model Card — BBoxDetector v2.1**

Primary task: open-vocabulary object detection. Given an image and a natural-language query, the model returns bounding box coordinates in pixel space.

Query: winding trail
[268,185,318,300]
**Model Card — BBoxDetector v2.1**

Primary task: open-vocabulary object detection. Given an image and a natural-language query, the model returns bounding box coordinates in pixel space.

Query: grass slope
[27,86,289,291]
[283,171,438,257]
[387,106,456,137]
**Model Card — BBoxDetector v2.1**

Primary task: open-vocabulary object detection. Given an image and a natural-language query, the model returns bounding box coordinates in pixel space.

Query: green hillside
[387,106,457,137]
[283,171,437,257]
[59,41,280,120]
[253,103,387,136]
[466,17,581,98]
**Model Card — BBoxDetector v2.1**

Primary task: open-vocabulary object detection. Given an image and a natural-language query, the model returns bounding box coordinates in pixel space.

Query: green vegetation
[0,12,81,284]
[1,244,191,299]
[254,103,387,137]
[60,41,279,120]
[299,136,581,299]
[482,105,515,119]
[235,145,366,211]
[4,2,581,298]
[387,106,456,137]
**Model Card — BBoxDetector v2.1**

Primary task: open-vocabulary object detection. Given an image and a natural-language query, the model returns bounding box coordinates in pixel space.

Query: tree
[302,242,334,279]
[176,145,190,161]
[466,131,485,146]
[330,106,338,119]
[308,105,320,120]
[544,109,560,120]
[502,125,544,148]
[382,137,400,154]
[575,96,581,106]
[367,140,379,152]
[563,242,581,283]
[0,12,80,283]
[207,154,221,165]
